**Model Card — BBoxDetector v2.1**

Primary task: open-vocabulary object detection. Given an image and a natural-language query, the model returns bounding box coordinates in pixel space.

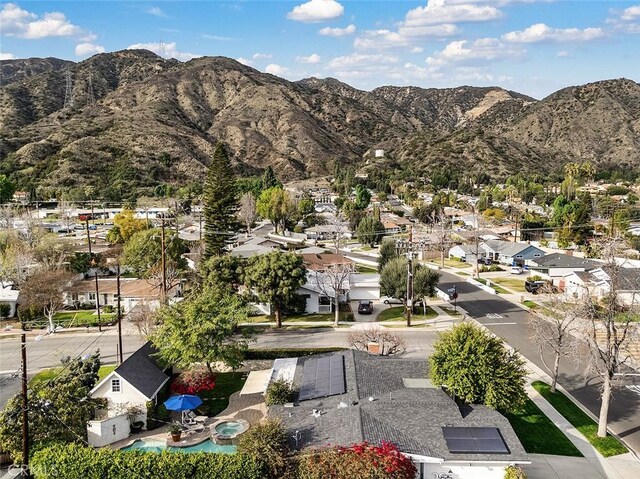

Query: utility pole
[116,260,123,364]
[160,216,167,303]
[20,320,30,479]
[86,217,102,332]
[406,227,414,327]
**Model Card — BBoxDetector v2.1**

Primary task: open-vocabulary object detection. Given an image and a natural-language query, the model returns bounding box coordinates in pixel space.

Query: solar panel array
[442,427,510,454]
[298,355,346,401]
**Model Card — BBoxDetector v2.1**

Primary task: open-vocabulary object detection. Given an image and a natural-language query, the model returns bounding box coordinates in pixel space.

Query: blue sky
[1,1,639,98]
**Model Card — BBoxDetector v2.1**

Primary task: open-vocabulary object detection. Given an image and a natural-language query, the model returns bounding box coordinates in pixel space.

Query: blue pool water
[214,421,247,436]
[122,439,236,454]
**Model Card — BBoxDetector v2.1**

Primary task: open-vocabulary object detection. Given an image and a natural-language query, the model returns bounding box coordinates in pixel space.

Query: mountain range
[1,49,639,195]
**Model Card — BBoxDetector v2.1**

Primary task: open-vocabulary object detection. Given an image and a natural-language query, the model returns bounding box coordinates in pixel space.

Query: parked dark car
[477,257,493,265]
[358,300,374,314]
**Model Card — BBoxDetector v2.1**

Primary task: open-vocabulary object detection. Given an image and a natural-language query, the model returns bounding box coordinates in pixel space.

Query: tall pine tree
[261,166,281,190]
[203,143,238,258]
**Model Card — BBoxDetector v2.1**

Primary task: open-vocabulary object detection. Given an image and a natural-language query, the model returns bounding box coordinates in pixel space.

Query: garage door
[349,287,380,300]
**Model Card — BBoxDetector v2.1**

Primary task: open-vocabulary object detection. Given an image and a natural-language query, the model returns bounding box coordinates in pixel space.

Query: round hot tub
[211,419,249,444]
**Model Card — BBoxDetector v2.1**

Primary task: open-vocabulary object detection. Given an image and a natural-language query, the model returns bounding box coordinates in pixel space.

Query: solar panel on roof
[298,355,346,401]
[442,427,510,454]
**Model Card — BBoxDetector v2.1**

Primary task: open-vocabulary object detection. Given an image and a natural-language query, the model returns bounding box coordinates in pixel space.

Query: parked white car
[510,266,524,274]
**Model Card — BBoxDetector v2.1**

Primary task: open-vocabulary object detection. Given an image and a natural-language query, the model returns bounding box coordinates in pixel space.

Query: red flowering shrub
[171,369,216,395]
[297,441,416,479]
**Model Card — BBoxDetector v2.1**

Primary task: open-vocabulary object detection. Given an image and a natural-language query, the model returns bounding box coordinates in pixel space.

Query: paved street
[437,271,640,455]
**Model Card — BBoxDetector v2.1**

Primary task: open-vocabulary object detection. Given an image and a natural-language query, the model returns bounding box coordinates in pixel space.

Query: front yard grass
[30,365,116,388]
[377,306,438,322]
[199,372,248,417]
[523,300,540,309]
[503,397,583,456]
[532,381,628,457]
[427,258,471,269]
[492,278,527,293]
[356,264,378,274]
[440,306,462,317]
[53,311,117,327]
[245,313,350,323]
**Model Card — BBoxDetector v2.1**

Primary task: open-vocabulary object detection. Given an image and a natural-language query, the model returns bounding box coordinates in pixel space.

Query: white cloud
[265,63,289,76]
[403,0,502,29]
[75,42,105,57]
[426,38,525,69]
[0,2,92,40]
[355,24,457,50]
[203,34,235,41]
[296,53,321,64]
[126,42,201,61]
[0,52,15,60]
[556,50,569,57]
[287,0,344,23]
[252,52,272,60]
[607,5,640,34]
[503,23,605,43]
[145,7,166,17]
[237,57,253,66]
[621,5,640,21]
[328,53,398,69]
[411,47,424,53]
[318,23,356,37]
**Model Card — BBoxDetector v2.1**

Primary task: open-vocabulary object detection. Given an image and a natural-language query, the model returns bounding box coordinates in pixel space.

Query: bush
[31,443,263,479]
[297,442,416,479]
[265,379,295,406]
[430,323,528,413]
[504,465,527,479]
[102,305,114,314]
[237,419,291,479]
[171,369,216,395]
[0,303,11,319]
[245,348,345,360]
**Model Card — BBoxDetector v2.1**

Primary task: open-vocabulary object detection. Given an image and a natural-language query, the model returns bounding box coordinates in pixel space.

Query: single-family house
[564,267,640,306]
[65,278,181,313]
[89,342,170,430]
[348,273,380,301]
[383,221,401,235]
[301,253,354,272]
[528,253,601,288]
[481,240,545,266]
[448,245,477,262]
[0,284,19,317]
[231,236,281,258]
[270,350,528,479]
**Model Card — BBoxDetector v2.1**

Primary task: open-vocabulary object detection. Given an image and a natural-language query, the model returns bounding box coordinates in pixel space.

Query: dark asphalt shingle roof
[532,253,601,270]
[270,350,528,462]
[114,342,169,399]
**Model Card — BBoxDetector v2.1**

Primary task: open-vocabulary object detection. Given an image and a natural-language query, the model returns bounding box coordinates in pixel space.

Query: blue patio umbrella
[164,394,203,412]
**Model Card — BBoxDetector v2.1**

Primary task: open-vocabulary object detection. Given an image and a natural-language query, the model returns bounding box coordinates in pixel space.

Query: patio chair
[186,410,207,423]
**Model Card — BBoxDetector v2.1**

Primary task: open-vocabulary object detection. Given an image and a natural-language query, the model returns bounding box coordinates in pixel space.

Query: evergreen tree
[378,239,397,273]
[261,166,281,190]
[203,143,239,258]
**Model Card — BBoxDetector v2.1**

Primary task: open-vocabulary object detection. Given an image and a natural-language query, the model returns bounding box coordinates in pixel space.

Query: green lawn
[523,300,540,309]
[53,311,117,327]
[440,306,462,317]
[532,381,628,457]
[356,264,378,274]
[491,284,510,294]
[492,278,527,293]
[245,313,351,323]
[427,258,472,269]
[504,398,583,456]
[378,306,438,322]
[199,372,248,417]
[30,365,116,388]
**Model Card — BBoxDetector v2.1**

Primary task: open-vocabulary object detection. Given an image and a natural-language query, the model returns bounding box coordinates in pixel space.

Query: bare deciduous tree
[20,269,75,332]
[311,262,355,327]
[431,216,452,268]
[347,326,407,356]
[130,303,158,339]
[580,238,640,437]
[529,289,582,393]
[238,192,257,235]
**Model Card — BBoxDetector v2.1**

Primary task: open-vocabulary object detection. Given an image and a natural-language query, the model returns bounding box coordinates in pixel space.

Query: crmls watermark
[7,464,59,477]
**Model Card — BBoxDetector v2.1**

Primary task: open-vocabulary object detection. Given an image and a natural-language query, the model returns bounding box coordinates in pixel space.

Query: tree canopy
[354,185,371,210]
[106,209,148,244]
[122,228,187,277]
[151,289,249,372]
[429,323,527,413]
[203,142,239,258]
[244,251,307,328]
[380,257,440,303]
[378,239,398,273]
[356,216,384,247]
[201,254,245,294]
[256,187,293,234]
[0,353,102,462]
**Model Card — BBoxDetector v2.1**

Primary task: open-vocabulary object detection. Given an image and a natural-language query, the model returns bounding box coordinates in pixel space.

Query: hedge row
[245,347,346,360]
[31,444,263,479]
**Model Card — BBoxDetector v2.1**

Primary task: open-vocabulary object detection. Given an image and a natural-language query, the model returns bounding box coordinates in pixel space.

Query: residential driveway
[350,300,386,322]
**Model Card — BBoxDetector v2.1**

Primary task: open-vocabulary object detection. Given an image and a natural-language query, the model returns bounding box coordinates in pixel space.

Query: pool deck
[110,391,266,450]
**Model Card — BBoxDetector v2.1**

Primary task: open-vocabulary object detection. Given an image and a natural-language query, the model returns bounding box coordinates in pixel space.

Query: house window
[516,254,523,258]
[111,378,121,393]
[88,292,96,301]
[319,296,331,305]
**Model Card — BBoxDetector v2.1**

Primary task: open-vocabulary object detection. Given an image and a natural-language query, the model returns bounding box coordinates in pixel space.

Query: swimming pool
[214,421,248,436]
[122,439,236,454]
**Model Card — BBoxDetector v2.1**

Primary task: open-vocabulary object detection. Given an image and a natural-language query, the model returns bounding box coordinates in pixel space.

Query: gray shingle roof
[532,253,601,270]
[270,350,528,462]
[482,240,540,257]
[114,342,169,400]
